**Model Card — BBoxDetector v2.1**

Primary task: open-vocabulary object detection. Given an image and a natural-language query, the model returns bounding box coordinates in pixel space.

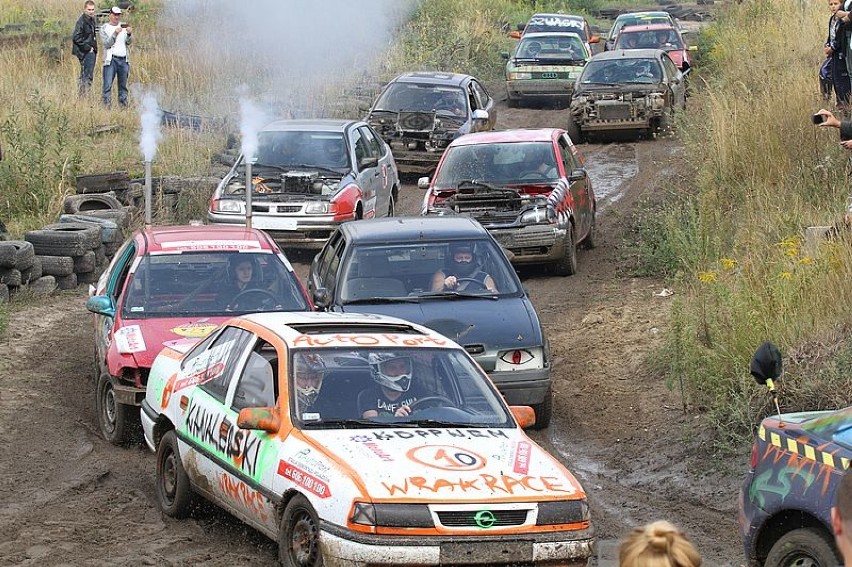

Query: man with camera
[100,6,133,108]
[816,108,852,224]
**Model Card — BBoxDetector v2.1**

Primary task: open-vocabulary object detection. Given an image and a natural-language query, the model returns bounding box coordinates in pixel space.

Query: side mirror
[359,156,379,170]
[589,35,600,43]
[750,341,782,386]
[568,168,587,183]
[688,45,698,52]
[472,109,489,122]
[418,176,431,190]
[501,52,510,60]
[510,406,536,429]
[86,295,116,318]
[313,287,331,310]
[237,407,281,433]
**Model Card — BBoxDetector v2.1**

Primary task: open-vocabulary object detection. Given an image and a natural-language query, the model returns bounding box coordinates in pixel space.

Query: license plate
[440,541,533,564]
[251,216,298,231]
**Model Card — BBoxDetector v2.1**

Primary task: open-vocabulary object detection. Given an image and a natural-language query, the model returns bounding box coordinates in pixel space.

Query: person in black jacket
[72,1,98,96]
[817,108,852,224]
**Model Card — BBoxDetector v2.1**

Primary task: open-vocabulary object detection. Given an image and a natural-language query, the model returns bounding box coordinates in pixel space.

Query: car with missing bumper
[420,128,595,276]
[141,311,595,566]
[208,119,399,249]
[568,49,687,141]
[739,342,850,567]
[87,225,312,445]
[366,72,496,174]
[502,32,591,107]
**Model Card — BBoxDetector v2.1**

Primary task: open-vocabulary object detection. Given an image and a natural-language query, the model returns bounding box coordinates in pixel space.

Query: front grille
[398,111,435,132]
[437,509,529,527]
[274,205,302,213]
[598,103,632,120]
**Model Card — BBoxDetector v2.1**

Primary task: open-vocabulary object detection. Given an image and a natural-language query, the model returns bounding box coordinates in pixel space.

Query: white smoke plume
[138,90,163,162]
[239,96,267,162]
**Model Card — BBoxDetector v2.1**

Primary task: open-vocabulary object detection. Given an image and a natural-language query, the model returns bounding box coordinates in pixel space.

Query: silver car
[208,119,399,249]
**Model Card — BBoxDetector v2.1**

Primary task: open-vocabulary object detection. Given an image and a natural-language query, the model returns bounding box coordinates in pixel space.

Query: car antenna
[749,341,784,427]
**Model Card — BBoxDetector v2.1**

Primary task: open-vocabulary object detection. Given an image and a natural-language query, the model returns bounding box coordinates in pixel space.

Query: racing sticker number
[407,445,487,471]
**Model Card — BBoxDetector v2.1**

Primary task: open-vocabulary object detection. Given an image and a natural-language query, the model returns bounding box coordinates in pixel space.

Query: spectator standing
[619,521,702,567]
[71,1,98,96]
[827,0,850,108]
[832,469,852,566]
[816,108,852,224]
[100,6,132,108]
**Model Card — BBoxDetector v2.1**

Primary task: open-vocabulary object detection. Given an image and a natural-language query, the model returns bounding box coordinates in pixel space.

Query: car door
[469,79,496,131]
[309,230,346,306]
[359,125,391,216]
[351,127,379,218]
[661,54,686,108]
[558,134,591,238]
[95,240,137,367]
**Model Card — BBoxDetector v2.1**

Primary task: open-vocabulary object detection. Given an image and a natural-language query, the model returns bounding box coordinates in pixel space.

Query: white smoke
[138,91,162,162]
[239,96,267,162]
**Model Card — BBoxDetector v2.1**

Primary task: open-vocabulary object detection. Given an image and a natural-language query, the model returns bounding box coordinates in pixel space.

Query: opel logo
[474,510,496,528]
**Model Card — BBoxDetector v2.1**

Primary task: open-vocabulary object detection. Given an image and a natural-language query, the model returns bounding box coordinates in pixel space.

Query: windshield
[338,240,520,301]
[579,57,662,85]
[611,16,672,38]
[433,141,559,189]
[615,29,683,50]
[122,251,310,318]
[290,347,513,428]
[516,35,587,60]
[251,130,349,171]
[374,83,468,116]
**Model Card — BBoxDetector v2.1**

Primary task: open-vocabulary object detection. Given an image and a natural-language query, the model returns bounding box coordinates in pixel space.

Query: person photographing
[816,108,852,224]
[100,6,133,108]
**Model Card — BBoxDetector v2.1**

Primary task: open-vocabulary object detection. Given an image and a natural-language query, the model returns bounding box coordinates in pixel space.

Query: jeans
[103,57,130,107]
[78,50,96,96]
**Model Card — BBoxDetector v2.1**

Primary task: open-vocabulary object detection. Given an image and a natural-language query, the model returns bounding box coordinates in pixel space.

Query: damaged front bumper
[489,225,568,265]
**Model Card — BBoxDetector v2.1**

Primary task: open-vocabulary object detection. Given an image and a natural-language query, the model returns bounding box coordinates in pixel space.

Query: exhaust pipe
[144,160,153,228]
[245,159,252,229]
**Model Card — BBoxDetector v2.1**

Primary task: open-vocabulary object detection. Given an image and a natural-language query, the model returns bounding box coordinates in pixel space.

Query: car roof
[521,31,585,41]
[239,311,456,347]
[339,216,490,243]
[391,71,472,87]
[616,11,672,19]
[260,119,356,133]
[619,23,679,33]
[590,49,665,61]
[530,12,585,21]
[449,128,561,146]
[134,224,279,254]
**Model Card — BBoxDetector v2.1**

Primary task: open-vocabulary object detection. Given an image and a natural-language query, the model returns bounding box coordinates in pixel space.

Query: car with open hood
[420,128,596,276]
[141,311,595,566]
[366,72,496,174]
[87,225,312,445]
[208,119,399,249]
[502,31,591,107]
[568,49,687,141]
[613,23,696,72]
[307,216,556,428]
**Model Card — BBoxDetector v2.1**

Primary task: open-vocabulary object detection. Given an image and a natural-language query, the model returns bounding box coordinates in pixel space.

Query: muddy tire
[63,193,123,214]
[96,372,133,445]
[73,251,96,274]
[0,243,14,268]
[553,225,577,277]
[279,494,324,567]
[765,528,840,567]
[566,117,582,144]
[581,211,597,250]
[387,190,396,217]
[56,272,78,290]
[530,385,553,430]
[156,430,195,518]
[0,268,21,287]
[1,240,35,270]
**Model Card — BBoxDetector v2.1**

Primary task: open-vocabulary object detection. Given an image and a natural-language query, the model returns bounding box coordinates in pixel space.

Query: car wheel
[566,117,582,144]
[156,430,195,518]
[530,385,553,430]
[553,225,577,277]
[279,494,324,567]
[387,191,396,217]
[96,372,132,445]
[581,211,597,250]
[765,528,840,567]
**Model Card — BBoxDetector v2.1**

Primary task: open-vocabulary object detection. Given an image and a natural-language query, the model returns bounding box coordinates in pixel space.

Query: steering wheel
[520,170,549,180]
[525,41,542,56]
[407,396,458,412]
[453,277,489,290]
[230,288,277,310]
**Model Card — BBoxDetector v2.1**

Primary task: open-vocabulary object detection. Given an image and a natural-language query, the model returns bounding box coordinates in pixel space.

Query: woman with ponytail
[619,521,702,567]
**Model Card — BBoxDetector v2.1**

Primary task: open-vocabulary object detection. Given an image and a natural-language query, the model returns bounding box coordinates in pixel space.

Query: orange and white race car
[141,311,595,566]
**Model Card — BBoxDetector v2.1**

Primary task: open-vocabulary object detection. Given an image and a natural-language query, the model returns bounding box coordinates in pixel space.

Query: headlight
[212,199,244,214]
[519,207,556,225]
[350,502,433,528]
[495,347,544,371]
[304,202,331,214]
[537,499,590,525]
[508,71,532,80]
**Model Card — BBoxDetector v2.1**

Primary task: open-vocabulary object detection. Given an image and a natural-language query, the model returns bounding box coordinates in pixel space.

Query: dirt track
[0,97,746,566]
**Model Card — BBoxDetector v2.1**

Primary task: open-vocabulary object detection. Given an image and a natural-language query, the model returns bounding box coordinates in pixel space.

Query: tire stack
[25,223,105,290]
[75,171,142,209]
[0,240,57,301]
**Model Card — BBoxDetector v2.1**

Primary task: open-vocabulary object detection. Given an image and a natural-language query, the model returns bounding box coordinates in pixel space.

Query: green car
[502,32,590,107]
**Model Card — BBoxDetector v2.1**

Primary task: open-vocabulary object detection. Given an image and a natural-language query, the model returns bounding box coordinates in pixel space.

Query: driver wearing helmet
[293,352,326,414]
[431,243,498,293]
[359,352,424,418]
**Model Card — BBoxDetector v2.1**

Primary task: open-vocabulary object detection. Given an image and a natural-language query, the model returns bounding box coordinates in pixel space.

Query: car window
[365,125,388,158]
[374,83,467,115]
[255,130,349,170]
[558,137,577,172]
[662,55,679,79]
[323,238,345,298]
[580,58,662,85]
[432,141,559,188]
[232,339,279,411]
[352,129,369,165]
[517,35,586,60]
[197,326,255,403]
[358,126,383,160]
[470,80,490,109]
[108,241,136,298]
[315,232,340,288]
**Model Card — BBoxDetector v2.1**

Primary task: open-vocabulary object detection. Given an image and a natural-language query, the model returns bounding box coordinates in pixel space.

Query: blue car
[307,216,553,428]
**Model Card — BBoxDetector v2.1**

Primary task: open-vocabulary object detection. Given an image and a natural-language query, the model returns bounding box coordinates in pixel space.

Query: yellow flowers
[778,236,800,257]
[720,258,737,270]
[698,271,718,283]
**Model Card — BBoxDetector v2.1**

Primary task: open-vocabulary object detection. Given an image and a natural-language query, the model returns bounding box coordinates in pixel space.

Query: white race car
[141,311,594,566]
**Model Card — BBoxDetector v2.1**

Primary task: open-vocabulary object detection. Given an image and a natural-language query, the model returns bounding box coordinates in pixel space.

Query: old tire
[566,117,582,144]
[63,193,123,214]
[0,240,34,270]
[581,211,597,250]
[60,214,122,243]
[25,223,101,256]
[73,251,96,274]
[96,372,132,445]
[765,528,840,567]
[279,494,324,567]
[0,283,8,304]
[56,272,78,290]
[553,225,577,277]
[530,385,553,430]
[156,430,195,518]
[20,256,42,284]
[0,243,14,268]
[38,255,75,277]
[0,268,21,287]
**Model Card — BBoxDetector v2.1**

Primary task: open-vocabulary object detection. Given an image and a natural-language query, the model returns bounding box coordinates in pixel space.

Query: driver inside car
[222,256,278,311]
[431,243,498,293]
[359,353,427,418]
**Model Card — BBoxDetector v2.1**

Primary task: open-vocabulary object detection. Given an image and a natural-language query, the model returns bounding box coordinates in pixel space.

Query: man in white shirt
[100,6,133,107]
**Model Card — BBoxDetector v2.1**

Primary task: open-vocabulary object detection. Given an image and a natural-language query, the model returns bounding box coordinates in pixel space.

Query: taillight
[750,441,758,470]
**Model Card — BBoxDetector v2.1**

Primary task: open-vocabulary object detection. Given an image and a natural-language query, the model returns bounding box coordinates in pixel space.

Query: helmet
[448,243,478,278]
[293,352,326,407]
[368,352,413,392]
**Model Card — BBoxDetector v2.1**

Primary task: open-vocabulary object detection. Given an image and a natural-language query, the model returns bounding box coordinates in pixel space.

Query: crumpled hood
[302,427,585,502]
[115,316,227,369]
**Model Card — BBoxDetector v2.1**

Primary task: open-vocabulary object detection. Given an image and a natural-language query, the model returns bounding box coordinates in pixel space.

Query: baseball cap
[110,6,122,14]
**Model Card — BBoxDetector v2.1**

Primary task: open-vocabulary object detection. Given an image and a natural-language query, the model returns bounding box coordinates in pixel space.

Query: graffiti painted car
[568,49,687,141]
[87,225,312,445]
[421,128,596,276]
[613,23,696,72]
[208,119,399,249]
[141,311,595,566]
[603,11,678,51]
[502,32,591,107]
[366,72,497,174]
[307,216,555,428]
[739,343,850,567]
